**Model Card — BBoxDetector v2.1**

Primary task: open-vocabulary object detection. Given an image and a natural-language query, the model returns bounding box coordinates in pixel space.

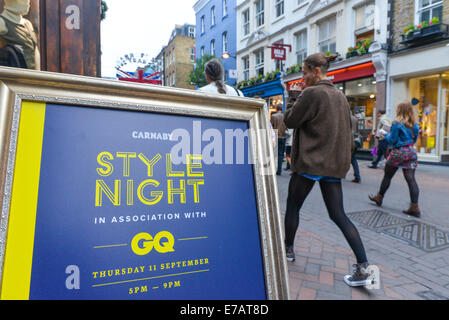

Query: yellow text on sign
[131,231,175,255]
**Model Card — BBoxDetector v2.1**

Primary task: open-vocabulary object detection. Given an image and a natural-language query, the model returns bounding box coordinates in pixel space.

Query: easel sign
[0,68,289,300]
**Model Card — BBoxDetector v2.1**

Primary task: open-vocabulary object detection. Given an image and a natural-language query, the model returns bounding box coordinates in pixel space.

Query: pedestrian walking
[369,101,421,217]
[284,128,293,173]
[271,103,287,176]
[368,110,392,168]
[351,113,362,183]
[198,58,243,96]
[283,52,371,287]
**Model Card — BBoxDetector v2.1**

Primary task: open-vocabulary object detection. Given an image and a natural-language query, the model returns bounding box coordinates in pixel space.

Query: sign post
[0,67,289,300]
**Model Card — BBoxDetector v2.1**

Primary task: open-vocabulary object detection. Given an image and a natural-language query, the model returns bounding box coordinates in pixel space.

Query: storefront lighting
[339,86,343,90]
[358,83,362,87]
[372,81,377,84]
[370,94,375,99]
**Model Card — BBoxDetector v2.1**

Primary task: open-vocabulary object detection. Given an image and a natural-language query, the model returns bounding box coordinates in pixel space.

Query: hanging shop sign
[0,67,289,300]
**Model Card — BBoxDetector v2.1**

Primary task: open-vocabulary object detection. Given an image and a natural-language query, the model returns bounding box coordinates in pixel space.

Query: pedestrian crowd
[199,56,421,288]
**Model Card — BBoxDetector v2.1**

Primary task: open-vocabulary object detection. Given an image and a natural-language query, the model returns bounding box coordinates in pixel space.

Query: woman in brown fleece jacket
[283,53,372,287]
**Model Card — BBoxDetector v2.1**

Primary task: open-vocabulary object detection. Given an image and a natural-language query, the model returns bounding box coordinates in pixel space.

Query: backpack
[0,45,27,68]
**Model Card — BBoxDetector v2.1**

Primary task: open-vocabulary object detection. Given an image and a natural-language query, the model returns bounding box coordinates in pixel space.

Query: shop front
[283,58,382,151]
[240,75,285,119]
[389,42,449,163]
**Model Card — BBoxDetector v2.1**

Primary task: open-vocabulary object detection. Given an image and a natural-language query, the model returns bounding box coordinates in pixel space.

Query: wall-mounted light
[370,94,375,99]
[358,83,362,87]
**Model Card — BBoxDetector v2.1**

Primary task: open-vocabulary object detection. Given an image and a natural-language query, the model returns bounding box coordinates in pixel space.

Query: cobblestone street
[277,160,449,300]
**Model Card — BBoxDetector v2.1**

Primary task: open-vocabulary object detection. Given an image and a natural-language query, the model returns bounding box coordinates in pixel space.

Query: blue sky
[101,0,196,78]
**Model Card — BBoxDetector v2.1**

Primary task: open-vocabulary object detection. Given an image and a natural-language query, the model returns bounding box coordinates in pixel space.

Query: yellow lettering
[138,153,162,177]
[187,179,204,203]
[95,180,121,207]
[96,152,114,176]
[186,154,204,177]
[167,180,186,204]
[137,179,163,205]
[116,152,136,177]
[166,154,185,177]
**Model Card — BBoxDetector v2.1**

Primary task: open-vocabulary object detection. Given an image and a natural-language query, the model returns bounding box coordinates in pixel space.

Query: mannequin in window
[0,0,40,69]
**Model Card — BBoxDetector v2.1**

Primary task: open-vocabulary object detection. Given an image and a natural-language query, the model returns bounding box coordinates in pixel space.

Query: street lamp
[222,52,236,59]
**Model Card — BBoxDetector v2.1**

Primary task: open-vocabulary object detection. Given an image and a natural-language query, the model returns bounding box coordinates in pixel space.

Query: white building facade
[236,0,389,151]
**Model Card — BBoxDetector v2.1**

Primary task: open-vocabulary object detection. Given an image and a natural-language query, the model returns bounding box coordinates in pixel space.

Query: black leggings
[284,174,368,264]
[379,164,419,204]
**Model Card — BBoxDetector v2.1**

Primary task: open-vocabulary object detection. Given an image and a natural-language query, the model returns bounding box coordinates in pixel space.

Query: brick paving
[277,161,449,300]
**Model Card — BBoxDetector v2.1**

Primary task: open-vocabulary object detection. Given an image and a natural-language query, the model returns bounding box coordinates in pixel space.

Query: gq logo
[131,231,175,255]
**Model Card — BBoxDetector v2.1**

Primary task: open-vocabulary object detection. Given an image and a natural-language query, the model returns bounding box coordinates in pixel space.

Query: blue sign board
[14,103,266,299]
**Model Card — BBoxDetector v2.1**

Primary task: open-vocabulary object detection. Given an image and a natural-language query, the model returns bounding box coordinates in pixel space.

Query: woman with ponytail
[198,58,243,96]
[283,52,372,287]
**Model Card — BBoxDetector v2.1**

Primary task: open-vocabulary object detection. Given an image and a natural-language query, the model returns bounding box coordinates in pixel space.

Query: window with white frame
[190,48,195,62]
[355,2,375,31]
[318,16,336,54]
[189,26,195,38]
[295,30,307,65]
[211,6,216,26]
[222,32,228,54]
[242,56,250,81]
[256,0,264,28]
[416,0,443,23]
[255,49,264,76]
[223,0,228,17]
[201,16,205,34]
[210,39,215,56]
[243,9,250,36]
[275,0,284,18]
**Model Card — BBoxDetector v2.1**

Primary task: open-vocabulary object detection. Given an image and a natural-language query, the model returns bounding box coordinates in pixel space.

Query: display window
[442,72,449,153]
[335,76,377,149]
[409,74,439,155]
[268,95,284,119]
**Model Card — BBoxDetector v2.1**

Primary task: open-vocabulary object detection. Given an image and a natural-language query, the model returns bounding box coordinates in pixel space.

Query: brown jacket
[283,80,353,179]
[270,111,287,138]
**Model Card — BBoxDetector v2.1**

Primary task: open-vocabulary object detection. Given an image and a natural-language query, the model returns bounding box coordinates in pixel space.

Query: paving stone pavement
[277,161,449,300]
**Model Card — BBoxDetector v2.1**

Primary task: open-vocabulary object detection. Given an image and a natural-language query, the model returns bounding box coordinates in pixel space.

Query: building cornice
[193,0,211,13]
[236,0,250,11]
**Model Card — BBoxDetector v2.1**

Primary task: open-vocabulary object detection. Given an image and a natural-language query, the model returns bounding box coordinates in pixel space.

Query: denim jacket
[385,121,420,149]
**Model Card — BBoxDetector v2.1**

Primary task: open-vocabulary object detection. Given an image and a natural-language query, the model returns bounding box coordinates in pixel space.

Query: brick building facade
[388,0,449,163]
[163,24,196,90]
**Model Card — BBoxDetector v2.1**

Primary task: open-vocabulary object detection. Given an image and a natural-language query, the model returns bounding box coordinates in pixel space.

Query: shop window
[409,74,439,155]
[318,16,336,54]
[441,72,449,152]
[337,77,377,149]
[269,95,283,119]
[416,0,443,24]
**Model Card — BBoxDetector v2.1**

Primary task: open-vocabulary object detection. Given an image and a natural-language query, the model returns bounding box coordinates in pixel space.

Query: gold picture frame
[0,67,289,300]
